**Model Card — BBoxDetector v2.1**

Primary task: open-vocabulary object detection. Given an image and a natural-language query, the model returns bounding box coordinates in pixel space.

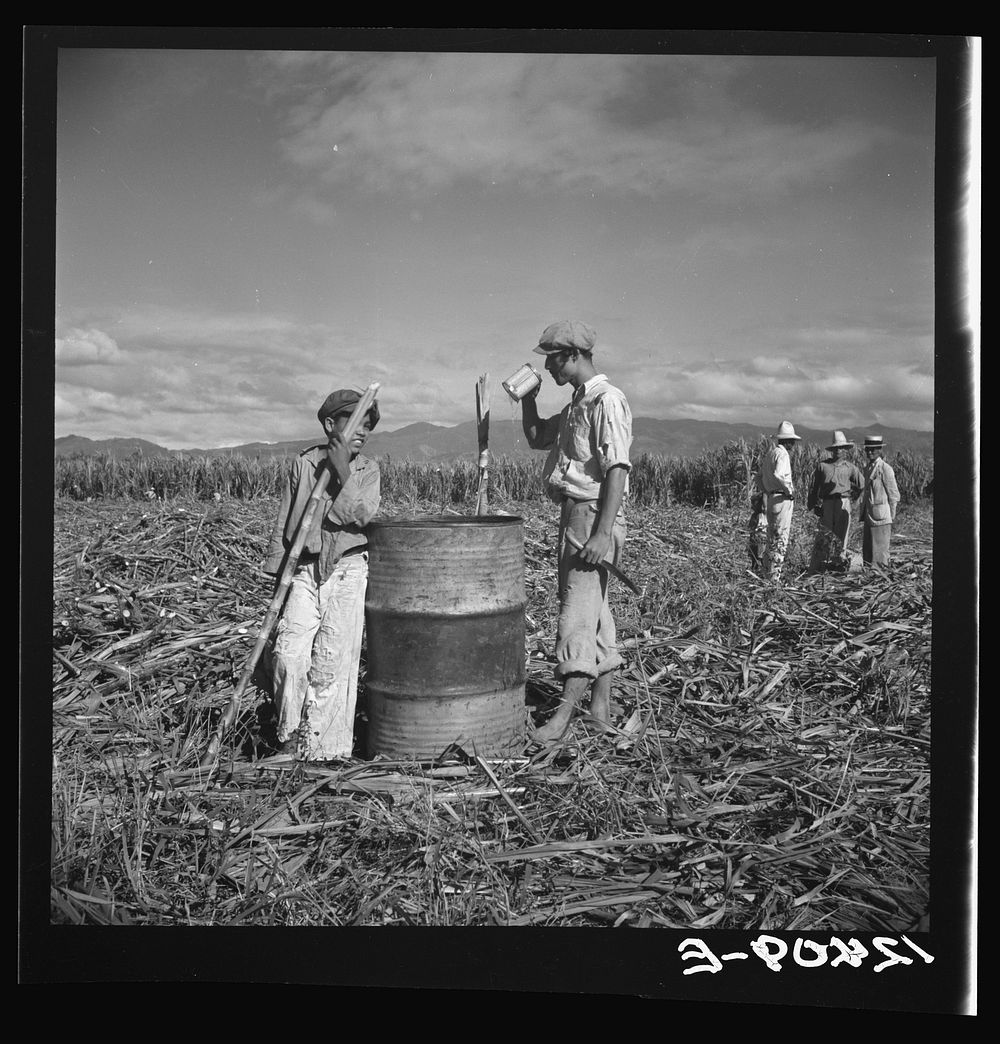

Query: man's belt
[297,545,367,568]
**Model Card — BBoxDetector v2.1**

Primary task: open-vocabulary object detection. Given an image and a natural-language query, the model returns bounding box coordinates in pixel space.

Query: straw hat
[827,430,854,450]
[864,434,886,449]
[773,420,801,441]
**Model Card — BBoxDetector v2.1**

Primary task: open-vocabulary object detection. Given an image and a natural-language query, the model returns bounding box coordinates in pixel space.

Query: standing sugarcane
[200,381,381,769]
[475,373,490,515]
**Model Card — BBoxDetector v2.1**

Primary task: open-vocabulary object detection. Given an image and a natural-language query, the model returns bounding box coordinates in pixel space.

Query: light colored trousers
[555,499,626,680]
[863,523,892,567]
[810,496,852,571]
[765,494,794,580]
[273,554,368,760]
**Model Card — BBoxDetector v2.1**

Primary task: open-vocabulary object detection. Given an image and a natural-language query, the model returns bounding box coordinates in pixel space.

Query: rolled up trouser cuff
[554,651,624,681]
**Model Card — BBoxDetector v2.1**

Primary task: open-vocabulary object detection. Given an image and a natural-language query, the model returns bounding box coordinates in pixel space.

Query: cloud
[257,53,892,203]
[747,355,810,378]
[54,305,522,446]
[54,300,935,447]
[616,352,933,431]
[55,328,125,365]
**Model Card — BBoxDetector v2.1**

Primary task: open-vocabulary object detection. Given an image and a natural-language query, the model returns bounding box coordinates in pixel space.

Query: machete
[563,530,641,595]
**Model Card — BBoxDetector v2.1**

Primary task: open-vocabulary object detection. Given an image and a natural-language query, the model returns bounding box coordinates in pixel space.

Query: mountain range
[55,418,934,463]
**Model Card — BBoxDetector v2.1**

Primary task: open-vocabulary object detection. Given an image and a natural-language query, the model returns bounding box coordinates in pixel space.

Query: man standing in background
[861,434,901,567]
[807,430,864,572]
[756,420,800,581]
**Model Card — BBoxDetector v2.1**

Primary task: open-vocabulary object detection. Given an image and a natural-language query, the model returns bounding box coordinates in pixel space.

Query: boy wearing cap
[263,389,382,761]
[861,435,900,567]
[755,421,801,581]
[520,320,633,742]
[807,431,864,572]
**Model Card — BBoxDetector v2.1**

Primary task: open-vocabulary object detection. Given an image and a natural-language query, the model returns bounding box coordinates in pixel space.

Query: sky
[50,34,957,449]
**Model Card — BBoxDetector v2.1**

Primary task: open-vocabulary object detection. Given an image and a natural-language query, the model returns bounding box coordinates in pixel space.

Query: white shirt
[758,444,795,497]
[537,374,632,502]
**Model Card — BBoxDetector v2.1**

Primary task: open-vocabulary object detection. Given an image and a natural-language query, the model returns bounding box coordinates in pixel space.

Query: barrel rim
[370,514,524,528]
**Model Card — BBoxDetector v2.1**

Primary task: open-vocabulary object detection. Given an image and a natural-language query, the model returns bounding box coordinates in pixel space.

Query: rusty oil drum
[364,515,527,759]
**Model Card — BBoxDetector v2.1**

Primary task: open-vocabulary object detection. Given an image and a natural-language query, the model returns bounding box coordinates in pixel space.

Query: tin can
[502,363,542,402]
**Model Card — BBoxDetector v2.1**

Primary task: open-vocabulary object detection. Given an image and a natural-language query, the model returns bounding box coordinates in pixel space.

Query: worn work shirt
[757,444,795,498]
[264,446,381,582]
[807,458,864,510]
[535,374,633,504]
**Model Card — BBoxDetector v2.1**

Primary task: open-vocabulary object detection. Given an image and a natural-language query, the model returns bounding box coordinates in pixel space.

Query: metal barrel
[364,515,527,759]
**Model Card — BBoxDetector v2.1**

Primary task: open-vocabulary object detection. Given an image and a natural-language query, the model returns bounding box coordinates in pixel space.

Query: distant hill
[54,435,178,459]
[56,419,933,463]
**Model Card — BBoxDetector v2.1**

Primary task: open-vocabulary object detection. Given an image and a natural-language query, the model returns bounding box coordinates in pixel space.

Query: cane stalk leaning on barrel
[200,382,381,768]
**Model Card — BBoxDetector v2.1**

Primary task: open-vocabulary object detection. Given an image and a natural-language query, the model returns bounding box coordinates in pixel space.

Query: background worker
[263,389,381,761]
[807,430,864,573]
[861,434,900,567]
[520,320,633,742]
[755,420,801,581]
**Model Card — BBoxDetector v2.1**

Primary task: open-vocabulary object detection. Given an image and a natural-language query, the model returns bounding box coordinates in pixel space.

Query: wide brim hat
[533,319,597,356]
[317,388,381,429]
[827,430,854,450]
[773,420,801,441]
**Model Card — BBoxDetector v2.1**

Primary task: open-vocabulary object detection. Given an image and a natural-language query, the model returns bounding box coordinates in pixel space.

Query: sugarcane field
[50,442,933,932]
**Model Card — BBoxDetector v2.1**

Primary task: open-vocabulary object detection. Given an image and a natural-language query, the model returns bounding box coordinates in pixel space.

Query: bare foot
[532,709,575,743]
[533,674,590,743]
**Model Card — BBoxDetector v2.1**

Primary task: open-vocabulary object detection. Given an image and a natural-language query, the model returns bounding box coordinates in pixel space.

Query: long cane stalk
[475,373,490,516]
[200,381,381,768]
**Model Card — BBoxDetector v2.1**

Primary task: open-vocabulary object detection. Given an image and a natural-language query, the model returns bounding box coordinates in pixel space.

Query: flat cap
[533,319,597,355]
[317,388,380,429]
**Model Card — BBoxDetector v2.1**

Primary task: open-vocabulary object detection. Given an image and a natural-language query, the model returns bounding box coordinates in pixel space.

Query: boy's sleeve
[593,393,633,474]
[327,458,381,527]
[263,460,297,575]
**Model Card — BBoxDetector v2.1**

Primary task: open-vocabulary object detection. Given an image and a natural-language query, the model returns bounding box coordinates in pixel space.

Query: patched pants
[765,494,794,580]
[554,499,626,681]
[272,553,368,760]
